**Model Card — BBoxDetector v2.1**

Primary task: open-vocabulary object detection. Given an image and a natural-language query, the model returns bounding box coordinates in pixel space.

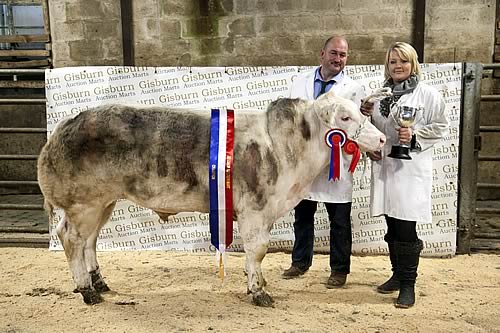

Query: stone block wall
[425,0,495,62]
[47,0,496,67]
[48,0,123,67]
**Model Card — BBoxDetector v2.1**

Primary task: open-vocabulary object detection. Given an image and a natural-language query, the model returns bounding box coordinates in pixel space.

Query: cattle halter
[349,114,368,141]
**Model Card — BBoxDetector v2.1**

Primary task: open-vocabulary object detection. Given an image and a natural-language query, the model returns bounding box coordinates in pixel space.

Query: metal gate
[0,68,45,200]
[0,68,47,247]
[457,63,500,253]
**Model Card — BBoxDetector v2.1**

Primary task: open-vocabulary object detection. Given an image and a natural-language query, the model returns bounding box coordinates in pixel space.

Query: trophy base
[388,145,412,160]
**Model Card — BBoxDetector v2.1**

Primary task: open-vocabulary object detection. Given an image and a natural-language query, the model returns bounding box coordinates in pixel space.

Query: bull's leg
[57,214,102,305]
[85,202,116,293]
[240,222,274,307]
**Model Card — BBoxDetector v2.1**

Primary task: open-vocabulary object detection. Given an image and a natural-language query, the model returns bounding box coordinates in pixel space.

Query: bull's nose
[380,135,386,146]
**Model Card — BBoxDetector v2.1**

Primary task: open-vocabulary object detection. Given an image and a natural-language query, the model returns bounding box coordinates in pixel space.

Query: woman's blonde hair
[384,42,421,81]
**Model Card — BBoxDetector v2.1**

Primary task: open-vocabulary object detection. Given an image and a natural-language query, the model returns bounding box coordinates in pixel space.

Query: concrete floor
[0,194,47,233]
[0,194,48,247]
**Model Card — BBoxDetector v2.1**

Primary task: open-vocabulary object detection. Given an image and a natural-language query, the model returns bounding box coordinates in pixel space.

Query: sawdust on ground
[0,248,499,333]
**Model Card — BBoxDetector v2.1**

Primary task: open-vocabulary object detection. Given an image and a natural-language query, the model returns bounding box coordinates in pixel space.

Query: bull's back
[37,103,289,214]
[38,104,213,206]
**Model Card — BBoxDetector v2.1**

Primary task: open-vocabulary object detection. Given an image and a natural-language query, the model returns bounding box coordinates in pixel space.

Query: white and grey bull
[37,90,386,307]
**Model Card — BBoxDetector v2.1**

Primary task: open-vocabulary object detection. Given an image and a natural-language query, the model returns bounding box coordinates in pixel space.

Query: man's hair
[384,42,421,81]
[323,36,349,51]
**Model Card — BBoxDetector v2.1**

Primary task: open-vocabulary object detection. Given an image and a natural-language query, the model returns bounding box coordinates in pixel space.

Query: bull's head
[313,91,386,153]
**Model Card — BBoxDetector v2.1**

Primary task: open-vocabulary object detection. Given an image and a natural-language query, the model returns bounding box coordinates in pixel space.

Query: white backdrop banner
[45,64,461,257]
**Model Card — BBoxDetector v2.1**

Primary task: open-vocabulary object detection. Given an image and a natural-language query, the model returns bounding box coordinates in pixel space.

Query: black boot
[377,237,399,294]
[394,240,423,308]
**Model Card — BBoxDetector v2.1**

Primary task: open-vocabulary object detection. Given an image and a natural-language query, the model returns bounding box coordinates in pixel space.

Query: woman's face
[388,50,412,84]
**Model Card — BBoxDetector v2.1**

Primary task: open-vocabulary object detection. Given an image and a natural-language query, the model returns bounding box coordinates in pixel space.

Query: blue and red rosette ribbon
[324,129,360,181]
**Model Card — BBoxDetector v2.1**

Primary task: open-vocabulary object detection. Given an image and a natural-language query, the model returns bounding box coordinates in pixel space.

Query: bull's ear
[346,91,357,101]
[316,88,338,105]
[336,88,357,102]
[313,89,332,106]
[313,95,338,127]
[324,88,336,98]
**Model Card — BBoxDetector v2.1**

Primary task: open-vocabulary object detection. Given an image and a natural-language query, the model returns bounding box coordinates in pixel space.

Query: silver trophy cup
[388,105,419,160]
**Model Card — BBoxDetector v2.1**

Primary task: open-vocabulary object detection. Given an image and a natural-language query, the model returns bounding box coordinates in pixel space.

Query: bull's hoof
[93,280,111,293]
[90,269,110,293]
[79,288,103,305]
[252,290,274,307]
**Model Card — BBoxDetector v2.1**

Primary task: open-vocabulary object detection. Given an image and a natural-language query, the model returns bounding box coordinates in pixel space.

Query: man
[282,36,365,288]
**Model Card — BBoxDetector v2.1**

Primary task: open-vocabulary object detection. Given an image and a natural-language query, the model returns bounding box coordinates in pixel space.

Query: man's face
[320,39,348,76]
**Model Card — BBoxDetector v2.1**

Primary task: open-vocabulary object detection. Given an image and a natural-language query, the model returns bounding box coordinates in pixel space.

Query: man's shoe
[326,272,347,289]
[282,265,307,279]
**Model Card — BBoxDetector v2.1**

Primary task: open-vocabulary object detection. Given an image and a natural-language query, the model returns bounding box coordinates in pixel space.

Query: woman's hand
[366,151,382,161]
[398,127,413,144]
[360,100,374,116]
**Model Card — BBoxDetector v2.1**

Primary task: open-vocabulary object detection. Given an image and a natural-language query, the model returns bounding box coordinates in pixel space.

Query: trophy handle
[389,104,402,129]
[414,106,424,125]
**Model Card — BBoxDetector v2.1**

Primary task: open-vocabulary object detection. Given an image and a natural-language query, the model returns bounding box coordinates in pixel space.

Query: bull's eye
[341,116,351,121]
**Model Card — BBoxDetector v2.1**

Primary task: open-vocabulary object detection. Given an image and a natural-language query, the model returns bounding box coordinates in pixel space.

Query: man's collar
[315,66,344,82]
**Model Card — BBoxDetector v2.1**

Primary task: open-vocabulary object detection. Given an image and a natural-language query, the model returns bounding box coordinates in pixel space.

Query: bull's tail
[43,199,55,225]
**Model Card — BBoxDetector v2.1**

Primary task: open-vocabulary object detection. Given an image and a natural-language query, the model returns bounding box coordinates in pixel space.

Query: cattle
[37,89,386,307]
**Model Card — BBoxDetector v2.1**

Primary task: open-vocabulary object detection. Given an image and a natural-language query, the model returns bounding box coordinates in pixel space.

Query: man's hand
[366,151,382,161]
[360,100,374,116]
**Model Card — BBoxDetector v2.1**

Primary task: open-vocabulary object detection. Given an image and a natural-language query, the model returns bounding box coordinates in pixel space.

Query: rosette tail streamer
[344,140,360,173]
[209,108,235,280]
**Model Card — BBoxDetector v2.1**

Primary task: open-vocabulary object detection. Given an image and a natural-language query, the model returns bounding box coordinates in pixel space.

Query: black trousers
[291,199,352,273]
[384,215,418,242]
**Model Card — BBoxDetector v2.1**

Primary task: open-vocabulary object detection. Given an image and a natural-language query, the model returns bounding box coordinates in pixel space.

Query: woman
[361,42,449,308]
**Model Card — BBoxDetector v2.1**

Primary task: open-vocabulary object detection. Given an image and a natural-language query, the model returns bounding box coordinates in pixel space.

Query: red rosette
[343,139,360,173]
[325,129,347,148]
[325,129,347,181]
